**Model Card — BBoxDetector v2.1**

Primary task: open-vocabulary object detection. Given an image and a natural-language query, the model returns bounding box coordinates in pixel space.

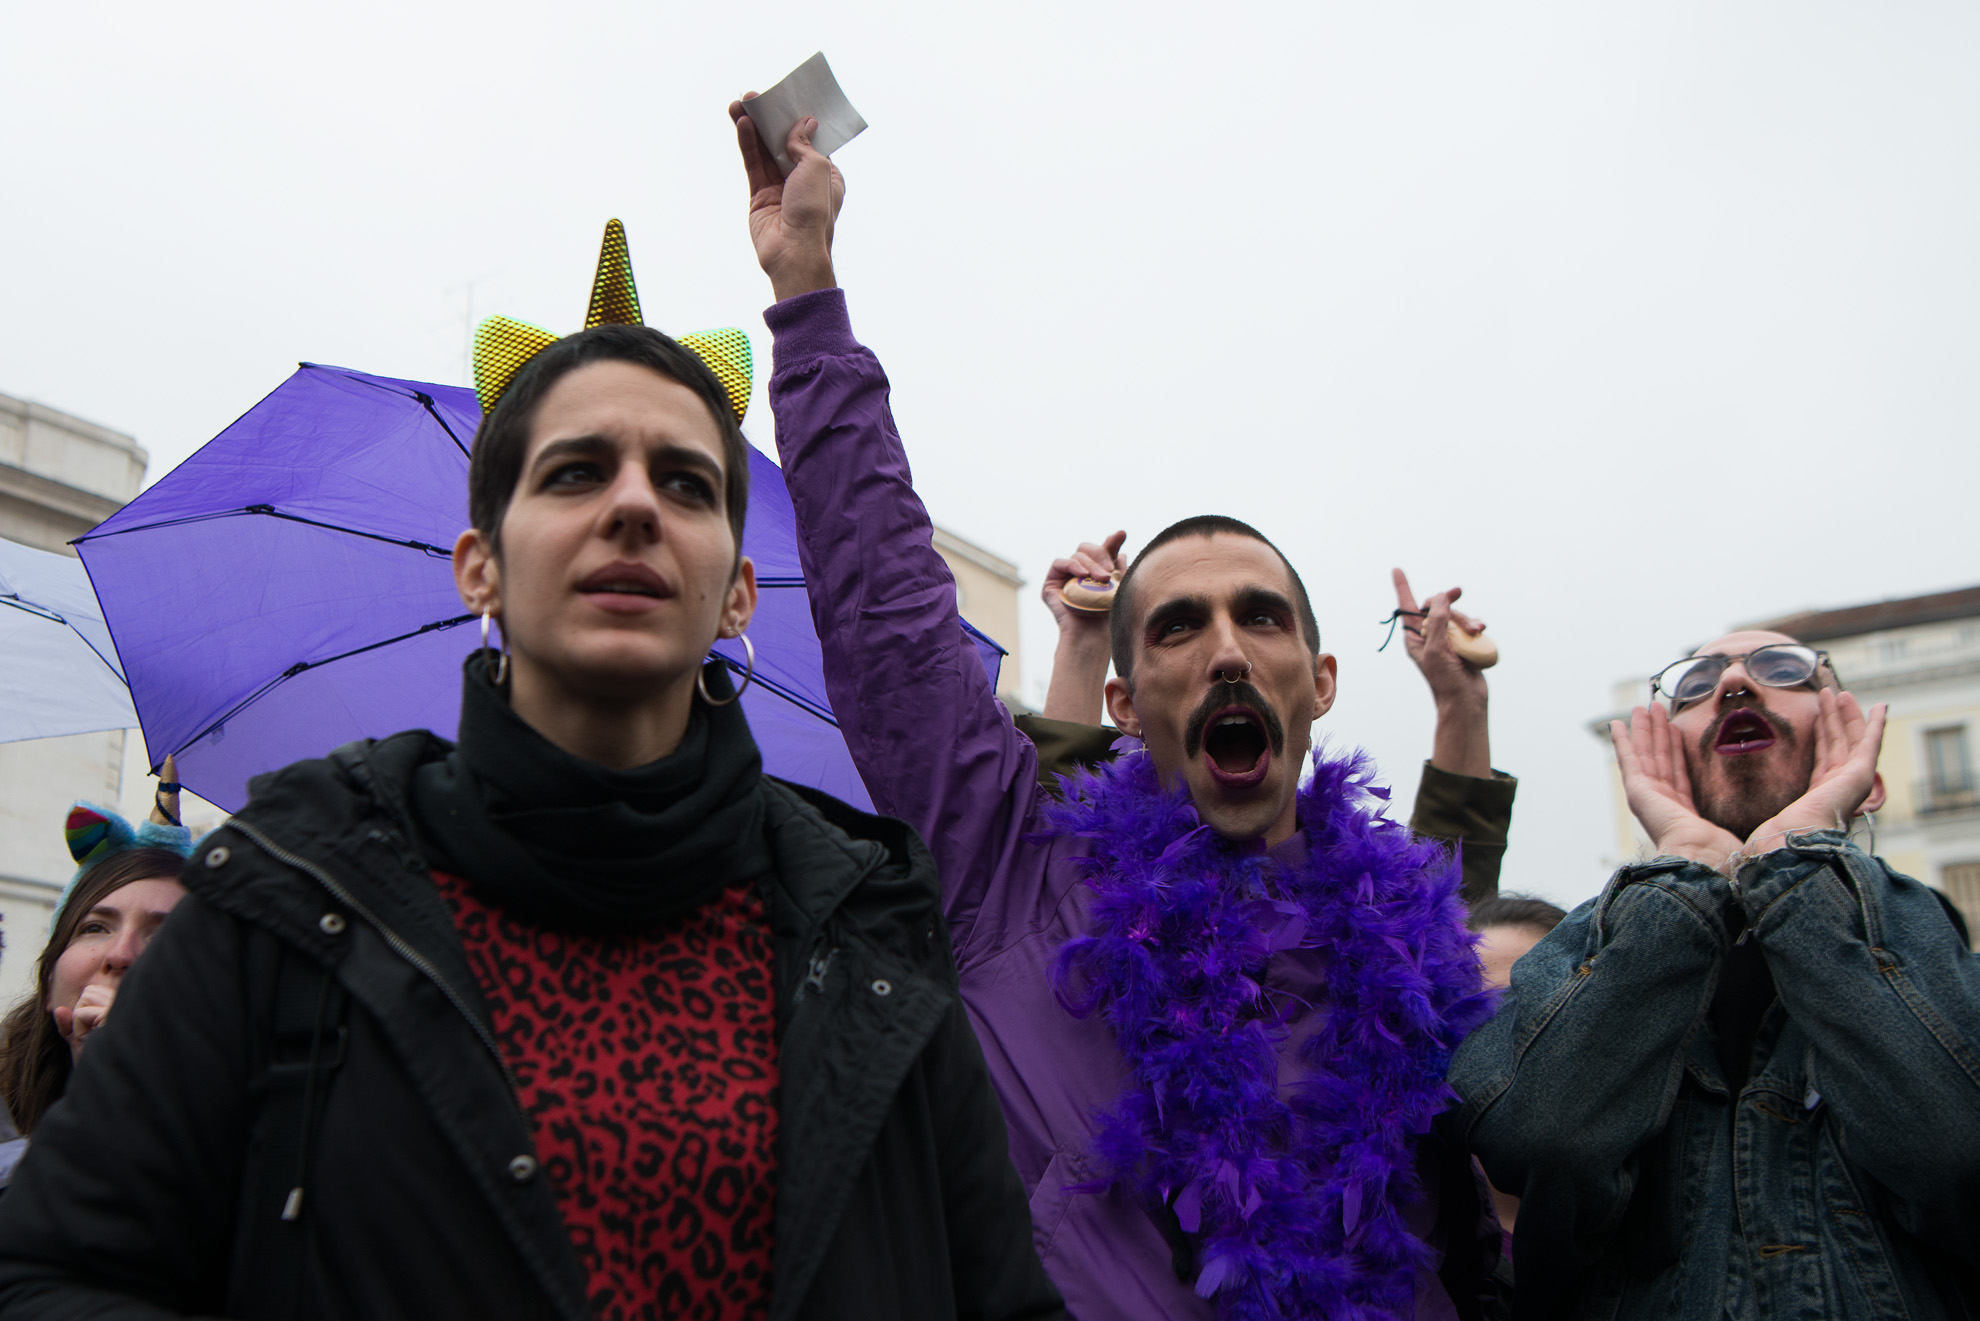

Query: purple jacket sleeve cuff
[762,287,861,365]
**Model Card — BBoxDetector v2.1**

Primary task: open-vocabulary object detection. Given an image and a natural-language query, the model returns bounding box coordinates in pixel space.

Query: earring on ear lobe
[697,633,755,707]
[481,608,509,687]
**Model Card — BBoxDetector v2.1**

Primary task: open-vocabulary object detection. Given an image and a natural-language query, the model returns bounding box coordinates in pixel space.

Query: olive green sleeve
[1011,714,1124,796]
[1408,761,1519,905]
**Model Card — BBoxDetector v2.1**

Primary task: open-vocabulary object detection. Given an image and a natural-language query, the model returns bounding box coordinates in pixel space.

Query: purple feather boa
[1044,745,1495,1320]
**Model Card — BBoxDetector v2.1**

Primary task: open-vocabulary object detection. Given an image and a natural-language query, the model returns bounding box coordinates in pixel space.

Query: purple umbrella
[75,363,1004,813]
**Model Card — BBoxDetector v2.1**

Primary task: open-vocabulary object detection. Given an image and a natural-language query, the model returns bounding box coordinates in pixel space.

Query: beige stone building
[0,392,223,1011]
[932,524,1027,708]
[1595,585,1980,944]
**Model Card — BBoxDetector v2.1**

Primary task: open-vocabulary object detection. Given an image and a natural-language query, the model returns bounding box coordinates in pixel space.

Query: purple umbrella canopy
[75,363,1005,813]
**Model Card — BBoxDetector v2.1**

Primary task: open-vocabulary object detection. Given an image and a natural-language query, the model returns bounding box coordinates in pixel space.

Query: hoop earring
[697,633,755,707]
[481,608,509,686]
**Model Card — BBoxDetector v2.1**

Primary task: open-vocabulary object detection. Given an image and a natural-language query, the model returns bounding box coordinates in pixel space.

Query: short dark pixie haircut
[1109,514,1322,680]
[467,324,751,553]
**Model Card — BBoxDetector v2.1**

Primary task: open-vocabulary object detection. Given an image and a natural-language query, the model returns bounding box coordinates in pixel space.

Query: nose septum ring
[1220,662,1253,684]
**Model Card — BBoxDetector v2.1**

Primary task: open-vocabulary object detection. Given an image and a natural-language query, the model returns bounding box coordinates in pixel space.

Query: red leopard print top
[434,870,779,1320]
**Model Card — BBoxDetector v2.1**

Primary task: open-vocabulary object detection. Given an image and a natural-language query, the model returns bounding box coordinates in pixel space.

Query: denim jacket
[1449,832,1980,1320]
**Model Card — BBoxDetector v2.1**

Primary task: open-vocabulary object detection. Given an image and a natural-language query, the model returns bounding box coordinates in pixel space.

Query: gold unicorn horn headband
[471,219,753,423]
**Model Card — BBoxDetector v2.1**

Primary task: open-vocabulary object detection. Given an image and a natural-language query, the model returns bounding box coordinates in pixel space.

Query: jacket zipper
[799,945,836,1001]
[226,817,525,1099]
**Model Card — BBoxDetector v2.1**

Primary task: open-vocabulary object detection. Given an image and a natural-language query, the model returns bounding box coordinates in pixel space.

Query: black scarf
[412,652,768,933]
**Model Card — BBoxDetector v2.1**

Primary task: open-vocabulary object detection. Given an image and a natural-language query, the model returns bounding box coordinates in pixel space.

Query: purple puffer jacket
[764,289,1491,1320]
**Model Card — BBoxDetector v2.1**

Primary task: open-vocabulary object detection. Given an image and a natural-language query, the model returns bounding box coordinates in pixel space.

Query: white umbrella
[0,534,137,742]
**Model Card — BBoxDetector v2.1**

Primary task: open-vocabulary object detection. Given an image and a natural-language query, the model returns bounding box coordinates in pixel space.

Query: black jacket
[0,733,1064,1321]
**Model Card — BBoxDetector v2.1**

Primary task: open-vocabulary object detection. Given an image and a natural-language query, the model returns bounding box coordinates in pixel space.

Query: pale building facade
[932,524,1027,708]
[1595,585,1980,945]
[0,392,222,1012]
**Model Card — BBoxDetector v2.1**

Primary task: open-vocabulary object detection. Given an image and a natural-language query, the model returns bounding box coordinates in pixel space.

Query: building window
[1877,636,1911,664]
[1925,726,1973,796]
[1942,862,1980,951]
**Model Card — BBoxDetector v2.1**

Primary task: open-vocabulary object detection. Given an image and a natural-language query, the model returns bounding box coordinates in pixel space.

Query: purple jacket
[765,290,1489,1320]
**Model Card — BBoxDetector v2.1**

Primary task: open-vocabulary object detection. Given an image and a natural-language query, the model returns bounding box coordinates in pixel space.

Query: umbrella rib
[0,595,66,625]
[0,595,132,686]
[172,613,476,755]
[301,363,472,459]
[75,506,454,558]
[417,393,472,458]
[711,654,840,728]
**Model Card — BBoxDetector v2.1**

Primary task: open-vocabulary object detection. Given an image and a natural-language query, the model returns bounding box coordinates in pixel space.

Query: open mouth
[1203,707,1271,787]
[1714,709,1777,756]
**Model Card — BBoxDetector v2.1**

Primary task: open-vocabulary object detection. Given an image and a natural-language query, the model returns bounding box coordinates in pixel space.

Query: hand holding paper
[731,65,852,302]
[740,53,867,175]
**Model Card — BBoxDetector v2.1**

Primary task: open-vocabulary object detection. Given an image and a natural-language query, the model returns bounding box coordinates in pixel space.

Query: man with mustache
[733,106,1501,1319]
[1026,538,1516,904]
[1450,630,1980,1318]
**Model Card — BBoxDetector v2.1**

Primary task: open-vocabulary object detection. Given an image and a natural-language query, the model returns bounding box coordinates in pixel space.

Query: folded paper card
[743,52,868,175]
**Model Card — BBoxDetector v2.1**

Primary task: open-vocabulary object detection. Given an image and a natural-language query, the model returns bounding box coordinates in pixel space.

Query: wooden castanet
[1449,623,1499,669]
[1059,576,1117,614]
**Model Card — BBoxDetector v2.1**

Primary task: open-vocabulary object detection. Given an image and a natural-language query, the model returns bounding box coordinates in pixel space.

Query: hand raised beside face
[53,983,117,1056]
[1742,688,1887,849]
[1610,703,1746,873]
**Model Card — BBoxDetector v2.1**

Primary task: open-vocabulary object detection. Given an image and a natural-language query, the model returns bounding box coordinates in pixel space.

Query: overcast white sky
[6,1,1978,906]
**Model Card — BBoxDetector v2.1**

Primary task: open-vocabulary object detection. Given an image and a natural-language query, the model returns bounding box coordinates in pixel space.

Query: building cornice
[0,463,122,534]
[0,394,144,456]
[932,525,1022,586]
[0,874,63,904]
[1837,656,1980,694]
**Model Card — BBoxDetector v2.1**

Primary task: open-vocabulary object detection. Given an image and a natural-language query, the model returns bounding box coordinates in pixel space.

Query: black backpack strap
[240,932,349,1315]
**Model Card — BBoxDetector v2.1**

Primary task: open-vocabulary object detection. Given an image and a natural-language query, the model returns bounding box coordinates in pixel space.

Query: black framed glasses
[1649,645,1834,712]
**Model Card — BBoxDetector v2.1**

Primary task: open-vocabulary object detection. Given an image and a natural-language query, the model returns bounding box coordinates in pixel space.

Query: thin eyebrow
[526,434,614,478]
[648,444,726,489]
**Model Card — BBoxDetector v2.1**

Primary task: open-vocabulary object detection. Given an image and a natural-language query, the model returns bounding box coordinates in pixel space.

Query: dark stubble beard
[1692,702,1817,840]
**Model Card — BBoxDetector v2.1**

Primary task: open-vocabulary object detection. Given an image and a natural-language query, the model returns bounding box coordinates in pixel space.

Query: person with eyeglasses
[1448,628,1980,1319]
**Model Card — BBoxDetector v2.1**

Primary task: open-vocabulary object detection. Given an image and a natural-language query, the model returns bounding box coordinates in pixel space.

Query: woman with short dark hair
[0,224,1060,1321]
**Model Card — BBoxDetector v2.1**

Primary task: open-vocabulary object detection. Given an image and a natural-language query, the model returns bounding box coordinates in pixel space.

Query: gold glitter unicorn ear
[471,219,754,422]
[677,328,753,425]
[584,219,642,329]
[472,316,560,414]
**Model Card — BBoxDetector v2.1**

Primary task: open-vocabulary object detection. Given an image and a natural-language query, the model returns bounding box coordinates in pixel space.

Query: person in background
[1461,893,1566,1267]
[1023,543,1518,905]
[1451,630,1980,1318]
[0,765,192,1186]
[0,229,1061,1320]
[737,102,1502,1319]
[1466,894,1565,995]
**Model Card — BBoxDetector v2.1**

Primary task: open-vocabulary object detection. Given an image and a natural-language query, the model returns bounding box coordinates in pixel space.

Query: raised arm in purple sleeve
[764,289,1045,956]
